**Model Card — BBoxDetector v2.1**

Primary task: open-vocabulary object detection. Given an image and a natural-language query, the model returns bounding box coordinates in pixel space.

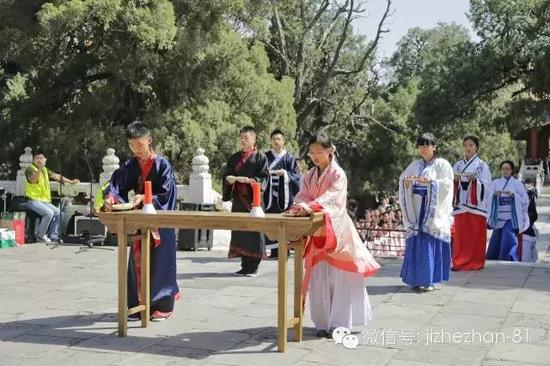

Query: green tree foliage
[386,22,523,180]
[467,0,550,132]
[238,0,392,147]
[0,0,295,182]
[0,0,538,202]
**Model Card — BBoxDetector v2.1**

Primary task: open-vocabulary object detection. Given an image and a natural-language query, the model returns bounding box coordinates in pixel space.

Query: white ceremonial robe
[309,262,373,331]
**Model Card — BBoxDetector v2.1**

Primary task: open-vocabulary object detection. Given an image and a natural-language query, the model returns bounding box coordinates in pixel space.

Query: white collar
[463,154,478,164]
[271,149,286,159]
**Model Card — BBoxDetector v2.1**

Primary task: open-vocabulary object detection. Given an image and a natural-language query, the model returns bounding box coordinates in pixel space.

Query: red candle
[252,181,261,207]
[144,181,153,204]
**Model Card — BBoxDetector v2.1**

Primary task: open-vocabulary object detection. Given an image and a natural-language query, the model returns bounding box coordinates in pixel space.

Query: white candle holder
[142,203,156,214]
[250,206,265,218]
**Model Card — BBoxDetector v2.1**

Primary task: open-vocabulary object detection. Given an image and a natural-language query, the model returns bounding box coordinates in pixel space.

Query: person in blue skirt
[486,160,530,261]
[399,133,454,292]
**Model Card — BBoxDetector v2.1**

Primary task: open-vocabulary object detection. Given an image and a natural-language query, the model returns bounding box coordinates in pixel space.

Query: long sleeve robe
[106,155,179,314]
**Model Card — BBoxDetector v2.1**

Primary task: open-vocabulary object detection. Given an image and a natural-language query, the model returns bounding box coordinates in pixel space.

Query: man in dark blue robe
[104,121,179,321]
[263,129,301,258]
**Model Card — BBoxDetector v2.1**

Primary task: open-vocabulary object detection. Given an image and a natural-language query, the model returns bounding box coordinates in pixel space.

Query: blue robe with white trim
[399,157,454,287]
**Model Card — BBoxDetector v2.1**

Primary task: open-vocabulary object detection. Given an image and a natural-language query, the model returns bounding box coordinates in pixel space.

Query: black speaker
[177,202,215,251]
[74,216,107,236]
[178,228,213,251]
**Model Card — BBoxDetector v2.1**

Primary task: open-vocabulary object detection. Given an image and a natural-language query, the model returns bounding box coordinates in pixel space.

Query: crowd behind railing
[348,192,406,258]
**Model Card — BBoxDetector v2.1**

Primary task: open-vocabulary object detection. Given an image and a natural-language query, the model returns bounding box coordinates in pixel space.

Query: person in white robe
[451,135,493,270]
[399,133,454,292]
[487,160,530,261]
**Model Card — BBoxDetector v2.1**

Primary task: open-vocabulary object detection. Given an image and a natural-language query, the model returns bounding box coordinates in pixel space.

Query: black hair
[308,132,332,149]
[463,135,480,150]
[126,121,151,139]
[500,160,515,171]
[270,129,284,138]
[32,149,46,158]
[416,132,438,155]
[239,126,256,135]
[416,132,437,147]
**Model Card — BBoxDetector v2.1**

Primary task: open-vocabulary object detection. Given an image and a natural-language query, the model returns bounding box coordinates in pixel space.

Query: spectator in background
[377,193,390,212]
[347,198,358,222]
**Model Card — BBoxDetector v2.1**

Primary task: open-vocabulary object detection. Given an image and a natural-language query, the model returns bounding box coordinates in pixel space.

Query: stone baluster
[99,148,120,187]
[189,148,213,204]
[15,147,33,196]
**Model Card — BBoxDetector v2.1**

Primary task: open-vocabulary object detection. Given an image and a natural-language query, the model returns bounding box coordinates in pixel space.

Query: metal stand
[72,148,113,252]
[48,148,65,248]
[0,188,7,214]
[50,147,113,252]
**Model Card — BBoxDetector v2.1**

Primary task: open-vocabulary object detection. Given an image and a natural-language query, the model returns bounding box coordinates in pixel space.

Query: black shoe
[235,269,246,276]
[316,330,330,338]
[267,249,279,259]
[128,314,141,321]
[244,270,258,277]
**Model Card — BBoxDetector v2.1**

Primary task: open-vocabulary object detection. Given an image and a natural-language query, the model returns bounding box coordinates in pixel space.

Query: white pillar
[16,147,33,196]
[189,148,213,204]
[99,148,120,186]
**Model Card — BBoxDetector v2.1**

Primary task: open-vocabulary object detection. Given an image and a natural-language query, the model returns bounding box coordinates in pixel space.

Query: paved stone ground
[1,192,550,365]
[534,190,550,264]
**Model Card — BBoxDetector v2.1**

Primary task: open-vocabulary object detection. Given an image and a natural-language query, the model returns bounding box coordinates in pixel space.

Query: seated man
[23,149,80,243]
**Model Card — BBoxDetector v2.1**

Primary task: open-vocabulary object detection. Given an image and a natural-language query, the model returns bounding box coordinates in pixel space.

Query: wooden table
[96,210,324,352]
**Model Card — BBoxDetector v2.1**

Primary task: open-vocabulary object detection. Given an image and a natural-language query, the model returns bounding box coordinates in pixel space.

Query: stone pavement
[534,189,550,264]
[1,239,549,366]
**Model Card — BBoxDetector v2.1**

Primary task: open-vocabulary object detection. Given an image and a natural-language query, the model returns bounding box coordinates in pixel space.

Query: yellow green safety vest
[95,181,111,209]
[25,165,51,202]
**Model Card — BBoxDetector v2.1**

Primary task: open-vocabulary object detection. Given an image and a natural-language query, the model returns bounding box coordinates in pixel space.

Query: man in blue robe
[104,121,179,321]
[262,129,301,258]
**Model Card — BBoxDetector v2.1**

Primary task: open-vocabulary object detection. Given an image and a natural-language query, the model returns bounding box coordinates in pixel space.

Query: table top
[96,210,325,239]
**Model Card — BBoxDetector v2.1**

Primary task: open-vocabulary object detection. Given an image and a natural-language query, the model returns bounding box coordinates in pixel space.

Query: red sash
[233,149,256,210]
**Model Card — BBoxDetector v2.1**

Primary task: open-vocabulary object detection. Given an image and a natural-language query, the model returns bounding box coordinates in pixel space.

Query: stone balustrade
[0,147,220,205]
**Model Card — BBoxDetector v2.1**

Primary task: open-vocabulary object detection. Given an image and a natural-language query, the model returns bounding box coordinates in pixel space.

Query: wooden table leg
[293,240,304,342]
[117,220,128,337]
[278,223,288,353]
[140,229,151,328]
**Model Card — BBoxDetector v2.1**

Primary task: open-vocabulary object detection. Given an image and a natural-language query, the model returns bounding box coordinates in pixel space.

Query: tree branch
[270,1,289,74]
[317,3,348,51]
[304,0,330,35]
[334,0,392,76]
[261,40,288,67]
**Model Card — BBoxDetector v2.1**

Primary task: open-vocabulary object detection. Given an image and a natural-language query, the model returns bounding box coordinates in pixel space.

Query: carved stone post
[189,148,213,204]
[15,147,33,196]
[99,148,120,187]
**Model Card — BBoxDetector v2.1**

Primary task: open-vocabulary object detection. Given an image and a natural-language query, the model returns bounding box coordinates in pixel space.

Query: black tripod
[48,148,66,249]
[76,147,113,252]
[50,147,113,252]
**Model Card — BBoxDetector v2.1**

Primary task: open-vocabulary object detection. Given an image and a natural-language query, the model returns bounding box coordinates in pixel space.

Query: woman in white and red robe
[284,133,380,338]
[451,135,493,271]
